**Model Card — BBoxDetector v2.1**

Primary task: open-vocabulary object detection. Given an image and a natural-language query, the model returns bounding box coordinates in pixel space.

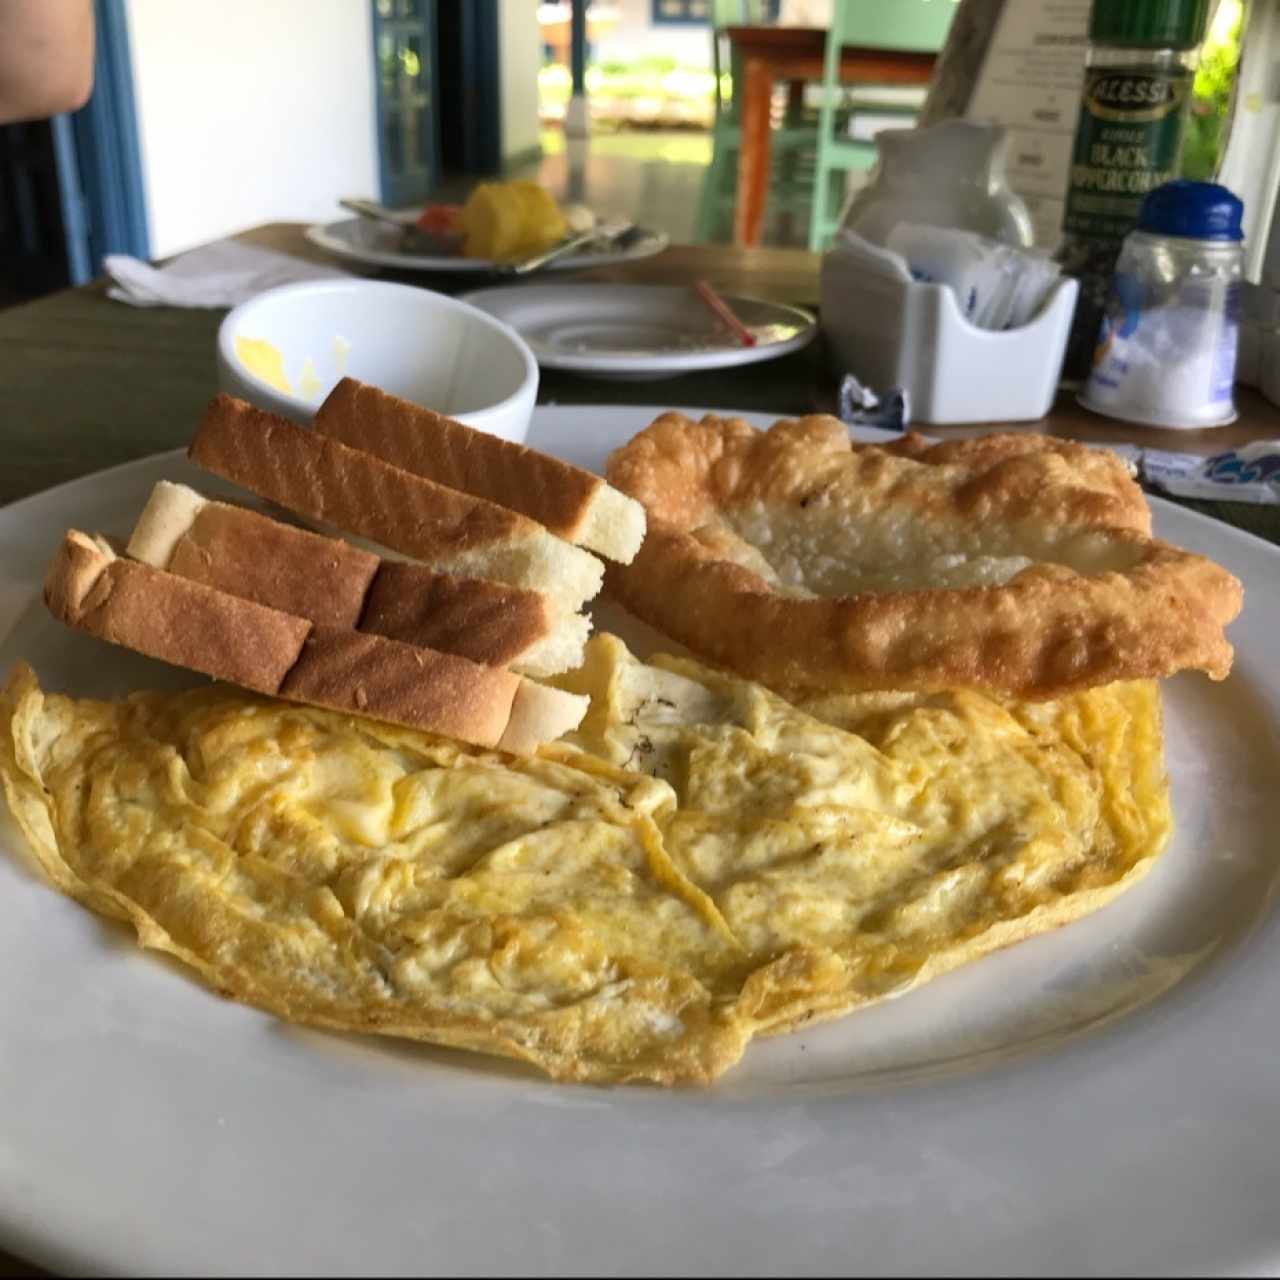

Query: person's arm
[0,0,95,124]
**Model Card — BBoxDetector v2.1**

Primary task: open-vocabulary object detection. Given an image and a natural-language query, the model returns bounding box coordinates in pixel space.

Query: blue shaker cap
[1137,179,1244,241]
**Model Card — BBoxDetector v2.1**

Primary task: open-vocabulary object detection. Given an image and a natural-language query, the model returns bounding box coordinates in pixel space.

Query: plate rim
[2,407,1279,1278]
[456,283,818,373]
[304,217,671,275]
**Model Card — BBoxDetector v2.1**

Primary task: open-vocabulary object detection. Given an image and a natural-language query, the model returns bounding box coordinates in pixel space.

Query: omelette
[0,635,1170,1085]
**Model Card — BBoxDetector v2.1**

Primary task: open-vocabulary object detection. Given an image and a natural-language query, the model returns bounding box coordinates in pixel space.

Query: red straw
[694,280,757,347]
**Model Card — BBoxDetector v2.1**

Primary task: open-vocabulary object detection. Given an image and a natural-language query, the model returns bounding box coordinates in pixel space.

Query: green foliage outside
[1181,1,1243,181]
[538,56,717,122]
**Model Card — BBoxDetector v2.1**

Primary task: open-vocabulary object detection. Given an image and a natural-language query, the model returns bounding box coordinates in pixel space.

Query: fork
[499,219,637,276]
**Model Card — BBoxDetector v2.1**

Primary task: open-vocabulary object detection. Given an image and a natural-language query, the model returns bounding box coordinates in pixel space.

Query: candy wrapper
[837,373,909,432]
[1113,442,1280,505]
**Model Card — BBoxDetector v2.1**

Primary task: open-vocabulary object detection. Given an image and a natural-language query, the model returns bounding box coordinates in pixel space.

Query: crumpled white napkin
[104,239,350,308]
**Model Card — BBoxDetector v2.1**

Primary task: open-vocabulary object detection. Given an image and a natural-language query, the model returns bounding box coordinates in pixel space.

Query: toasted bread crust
[44,531,584,752]
[128,484,578,674]
[46,531,310,693]
[190,394,538,559]
[189,395,605,612]
[170,502,381,629]
[280,626,519,745]
[360,561,551,668]
[315,378,603,541]
[604,413,1243,699]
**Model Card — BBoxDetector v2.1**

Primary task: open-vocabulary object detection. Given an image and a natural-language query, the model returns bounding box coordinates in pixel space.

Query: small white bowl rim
[216,277,539,429]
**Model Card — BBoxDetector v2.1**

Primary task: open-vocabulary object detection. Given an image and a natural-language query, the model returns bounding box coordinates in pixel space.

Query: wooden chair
[695,0,818,243]
[806,0,957,251]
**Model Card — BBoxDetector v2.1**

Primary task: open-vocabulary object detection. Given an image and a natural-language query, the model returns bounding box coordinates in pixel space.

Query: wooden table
[0,222,1278,535]
[725,26,937,248]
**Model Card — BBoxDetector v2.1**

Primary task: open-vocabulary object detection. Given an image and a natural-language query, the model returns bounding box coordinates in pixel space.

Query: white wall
[499,0,543,160]
[126,0,378,257]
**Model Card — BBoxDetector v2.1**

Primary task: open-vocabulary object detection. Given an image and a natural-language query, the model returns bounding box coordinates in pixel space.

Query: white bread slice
[188,395,604,617]
[127,480,208,567]
[497,682,589,755]
[313,378,646,563]
[126,481,589,677]
[45,530,587,754]
[45,531,311,694]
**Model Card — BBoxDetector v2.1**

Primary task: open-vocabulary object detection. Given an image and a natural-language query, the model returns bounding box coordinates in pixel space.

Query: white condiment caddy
[820,232,1077,426]
[819,119,1074,426]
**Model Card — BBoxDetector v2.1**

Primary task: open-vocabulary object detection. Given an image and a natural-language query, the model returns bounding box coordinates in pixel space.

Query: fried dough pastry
[2,637,1171,1085]
[604,413,1243,699]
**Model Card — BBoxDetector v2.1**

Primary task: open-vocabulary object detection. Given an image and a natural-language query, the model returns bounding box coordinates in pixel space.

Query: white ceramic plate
[458,284,817,379]
[305,217,669,275]
[1,406,1278,1277]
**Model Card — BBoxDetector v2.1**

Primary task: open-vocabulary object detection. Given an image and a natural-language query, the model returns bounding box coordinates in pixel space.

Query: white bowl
[216,278,538,443]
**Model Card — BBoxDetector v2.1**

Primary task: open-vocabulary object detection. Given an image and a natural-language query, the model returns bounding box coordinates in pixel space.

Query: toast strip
[127,482,589,676]
[280,626,518,748]
[45,532,310,694]
[358,567,592,679]
[360,560,546,667]
[314,378,646,563]
[45,531,586,753]
[129,481,381,629]
[188,395,604,614]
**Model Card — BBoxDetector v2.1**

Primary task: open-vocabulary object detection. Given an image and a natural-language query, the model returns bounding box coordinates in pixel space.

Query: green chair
[807,0,958,251]
[695,0,818,244]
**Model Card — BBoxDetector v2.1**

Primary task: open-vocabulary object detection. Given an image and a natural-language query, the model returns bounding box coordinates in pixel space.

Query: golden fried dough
[604,413,1242,700]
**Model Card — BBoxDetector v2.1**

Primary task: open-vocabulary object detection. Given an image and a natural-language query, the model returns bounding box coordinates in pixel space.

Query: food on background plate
[604,412,1243,700]
[412,189,594,259]
[453,180,568,262]
[415,202,462,239]
[0,634,1170,1086]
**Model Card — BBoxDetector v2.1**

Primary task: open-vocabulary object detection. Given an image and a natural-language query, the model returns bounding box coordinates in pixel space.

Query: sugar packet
[883,224,1061,331]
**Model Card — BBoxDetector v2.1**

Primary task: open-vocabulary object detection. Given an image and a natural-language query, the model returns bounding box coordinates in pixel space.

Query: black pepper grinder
[1056,0,1212,384]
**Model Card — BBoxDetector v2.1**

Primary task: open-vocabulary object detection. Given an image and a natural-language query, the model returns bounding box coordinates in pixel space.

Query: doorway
[0,0,148,301]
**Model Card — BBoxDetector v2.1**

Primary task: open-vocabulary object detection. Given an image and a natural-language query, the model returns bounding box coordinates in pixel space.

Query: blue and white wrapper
[1118,442,1280,505]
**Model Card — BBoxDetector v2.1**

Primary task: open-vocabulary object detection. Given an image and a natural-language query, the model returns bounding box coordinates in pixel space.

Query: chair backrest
[711,0,760,25]
[829,0,957,53]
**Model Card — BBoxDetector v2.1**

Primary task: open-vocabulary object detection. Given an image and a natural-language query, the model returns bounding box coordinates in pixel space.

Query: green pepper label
[1063,67,1193,245]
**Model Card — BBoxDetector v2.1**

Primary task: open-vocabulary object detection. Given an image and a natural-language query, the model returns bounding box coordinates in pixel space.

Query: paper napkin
[105,239,349,308]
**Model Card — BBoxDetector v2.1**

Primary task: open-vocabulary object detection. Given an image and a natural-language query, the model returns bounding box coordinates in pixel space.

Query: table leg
[734,54,775,248]
[786,78,805,122]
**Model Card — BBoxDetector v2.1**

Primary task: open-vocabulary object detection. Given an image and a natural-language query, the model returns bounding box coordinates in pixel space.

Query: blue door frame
[371,0,440,207]
[52,0,150,281]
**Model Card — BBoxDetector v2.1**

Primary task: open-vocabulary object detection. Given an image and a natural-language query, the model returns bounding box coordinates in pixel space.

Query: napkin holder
[820,251,1078,426]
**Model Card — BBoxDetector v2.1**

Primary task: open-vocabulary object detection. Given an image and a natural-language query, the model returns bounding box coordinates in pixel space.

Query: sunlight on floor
[538,127,712,167]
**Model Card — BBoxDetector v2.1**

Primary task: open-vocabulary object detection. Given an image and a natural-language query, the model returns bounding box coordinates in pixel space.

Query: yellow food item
[234,336,292,395]
[455,181,567,261]
[0,635,1170,1085]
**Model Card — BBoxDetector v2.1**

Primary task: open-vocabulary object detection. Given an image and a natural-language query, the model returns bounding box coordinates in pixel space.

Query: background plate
[459,284,816,378]
[1,407,1278,1276]
[305,217,669,275]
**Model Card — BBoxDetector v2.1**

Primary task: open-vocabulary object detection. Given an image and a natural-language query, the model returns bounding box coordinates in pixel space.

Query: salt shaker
[1081,179,1244,428]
